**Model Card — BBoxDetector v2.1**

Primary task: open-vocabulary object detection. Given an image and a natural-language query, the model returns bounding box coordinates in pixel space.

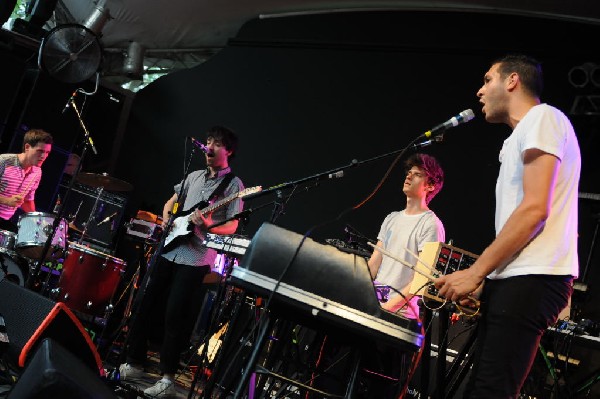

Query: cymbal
[76,172,133,192]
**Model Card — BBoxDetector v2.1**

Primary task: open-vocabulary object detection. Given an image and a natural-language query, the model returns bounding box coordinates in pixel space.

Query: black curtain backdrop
[115,10,600,318]
[1,10,599,317]
[117,11,599,252]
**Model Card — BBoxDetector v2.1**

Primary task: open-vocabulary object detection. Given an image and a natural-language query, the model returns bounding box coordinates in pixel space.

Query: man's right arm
[367,240,383,279]
[163,194,178,222]
[0,194,24,207]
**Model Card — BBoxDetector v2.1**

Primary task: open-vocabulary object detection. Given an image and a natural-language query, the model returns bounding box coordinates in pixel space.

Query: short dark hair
[493,54,543,98]
[405,153,444,204]
[23,129,53,151]
[206,126,238,158]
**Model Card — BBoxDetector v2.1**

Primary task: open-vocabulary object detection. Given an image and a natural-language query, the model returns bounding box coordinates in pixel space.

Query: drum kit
[0,172,133,324]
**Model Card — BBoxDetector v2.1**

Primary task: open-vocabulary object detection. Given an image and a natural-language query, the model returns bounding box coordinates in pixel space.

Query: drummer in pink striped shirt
[0,129,53,232]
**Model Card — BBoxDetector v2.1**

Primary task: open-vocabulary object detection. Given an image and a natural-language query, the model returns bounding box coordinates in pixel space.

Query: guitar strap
[207,172,236,203]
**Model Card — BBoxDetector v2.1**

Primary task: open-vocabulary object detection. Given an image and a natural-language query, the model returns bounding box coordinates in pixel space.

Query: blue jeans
[464,274,573,399]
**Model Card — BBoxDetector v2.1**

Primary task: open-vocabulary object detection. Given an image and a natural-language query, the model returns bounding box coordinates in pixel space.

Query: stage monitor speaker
[0,280,103,375]
[7,338,117,399]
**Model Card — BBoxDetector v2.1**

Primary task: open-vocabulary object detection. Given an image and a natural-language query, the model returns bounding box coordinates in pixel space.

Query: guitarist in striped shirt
[0,129,53,232]
[119,126,244,398]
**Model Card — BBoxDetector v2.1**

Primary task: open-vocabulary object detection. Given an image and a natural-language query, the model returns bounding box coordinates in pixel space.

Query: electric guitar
[163,186,262,251]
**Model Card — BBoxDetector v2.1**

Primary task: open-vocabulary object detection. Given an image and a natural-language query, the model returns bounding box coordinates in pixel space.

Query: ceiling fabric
[61,0,600,52]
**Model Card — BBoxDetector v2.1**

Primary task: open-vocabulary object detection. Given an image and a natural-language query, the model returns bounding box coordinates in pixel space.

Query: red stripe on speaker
[18,302,105,377]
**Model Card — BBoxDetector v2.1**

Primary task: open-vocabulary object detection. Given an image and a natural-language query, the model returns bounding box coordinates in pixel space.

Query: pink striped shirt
[0,154,42,220]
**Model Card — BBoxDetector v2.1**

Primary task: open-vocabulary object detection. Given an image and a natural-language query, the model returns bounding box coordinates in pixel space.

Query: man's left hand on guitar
[191,209,213,231]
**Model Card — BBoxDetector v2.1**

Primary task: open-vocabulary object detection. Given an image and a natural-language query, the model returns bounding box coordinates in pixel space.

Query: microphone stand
[239,132,429,206]
[227,134,441,398]
[26,93,98,290]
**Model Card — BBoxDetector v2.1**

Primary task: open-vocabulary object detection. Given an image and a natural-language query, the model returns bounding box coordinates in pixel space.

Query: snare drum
[0,230,17,254]
[56,242,126,317]
[16,212,68,260]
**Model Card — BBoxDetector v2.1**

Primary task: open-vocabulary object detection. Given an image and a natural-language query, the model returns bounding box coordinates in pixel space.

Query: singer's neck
[404,196,429,215]
[207,164,230,178]
[507,97,540,129]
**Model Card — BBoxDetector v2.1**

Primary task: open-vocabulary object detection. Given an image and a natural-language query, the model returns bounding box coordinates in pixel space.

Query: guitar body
[161,185,262,253]
[163,202,207,251]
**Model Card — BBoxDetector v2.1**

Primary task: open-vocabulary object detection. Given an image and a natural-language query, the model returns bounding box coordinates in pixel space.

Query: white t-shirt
[490,104,580,279]
[376,210,445,306]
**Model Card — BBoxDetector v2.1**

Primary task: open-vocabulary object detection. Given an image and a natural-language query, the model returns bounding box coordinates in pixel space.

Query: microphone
[423,109,475,138]
[410,135,445,150]
[328,171,344,179]
[97,212,118,226]
[62,90,78,114]
[189,137,210,154]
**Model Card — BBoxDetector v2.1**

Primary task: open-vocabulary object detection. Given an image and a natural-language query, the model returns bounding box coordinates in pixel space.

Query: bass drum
[0,251,29,286]
[56,242,126,317]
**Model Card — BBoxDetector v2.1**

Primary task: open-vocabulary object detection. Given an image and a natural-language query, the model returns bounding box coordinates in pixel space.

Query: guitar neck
[202,195,237,215]
[181,193,238,222]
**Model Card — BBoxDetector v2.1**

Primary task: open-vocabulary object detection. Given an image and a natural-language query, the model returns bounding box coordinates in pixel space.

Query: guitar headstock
[239,186,262,198]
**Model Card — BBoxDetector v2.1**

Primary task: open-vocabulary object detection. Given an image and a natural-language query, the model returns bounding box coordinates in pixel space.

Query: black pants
[464,274,572,399]
[126,256,209,374]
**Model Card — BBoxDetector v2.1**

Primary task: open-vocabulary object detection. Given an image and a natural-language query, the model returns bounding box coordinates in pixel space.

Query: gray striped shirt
[161,167,244,267]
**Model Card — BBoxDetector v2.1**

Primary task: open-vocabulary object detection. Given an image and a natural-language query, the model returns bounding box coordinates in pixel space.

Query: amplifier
[56,182,128,248]
[409,242,479,301]
[125,218,162,241]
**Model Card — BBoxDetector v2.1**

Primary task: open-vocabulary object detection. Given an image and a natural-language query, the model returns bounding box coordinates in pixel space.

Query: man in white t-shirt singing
[435,54,580,398]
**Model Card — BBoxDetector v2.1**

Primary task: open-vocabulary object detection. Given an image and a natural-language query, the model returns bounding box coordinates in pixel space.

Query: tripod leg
[444,323,478,399]
[186,284,226,398]
[420,306,433,397]
[432,307,450,399]
[233,313,273,399]
[200,289,253,398]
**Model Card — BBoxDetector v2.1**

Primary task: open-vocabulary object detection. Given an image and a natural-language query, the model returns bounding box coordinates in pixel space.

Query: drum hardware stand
[31,256,62,296]
[0,256,12,283]
[101,238,154,362]
[116,142,197,367]
[26,89,98,290]
[77,186,105,244]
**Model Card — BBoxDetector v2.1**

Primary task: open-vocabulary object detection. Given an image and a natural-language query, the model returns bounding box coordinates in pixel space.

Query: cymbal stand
[100,240,153,361]
[77,186,104,244]
[26,90,98,290]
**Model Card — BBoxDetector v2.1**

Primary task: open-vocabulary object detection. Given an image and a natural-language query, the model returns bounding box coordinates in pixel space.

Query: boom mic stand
[223,134,450,398]
[26,91,98,290]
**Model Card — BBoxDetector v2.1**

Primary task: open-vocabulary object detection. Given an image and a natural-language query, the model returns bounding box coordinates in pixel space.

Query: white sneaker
[143,378,177,398]
[119,363,144,381]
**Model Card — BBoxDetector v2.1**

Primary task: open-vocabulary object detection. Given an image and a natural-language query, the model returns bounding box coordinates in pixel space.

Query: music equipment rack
[411,241,479,301]
[201,223,423,398]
